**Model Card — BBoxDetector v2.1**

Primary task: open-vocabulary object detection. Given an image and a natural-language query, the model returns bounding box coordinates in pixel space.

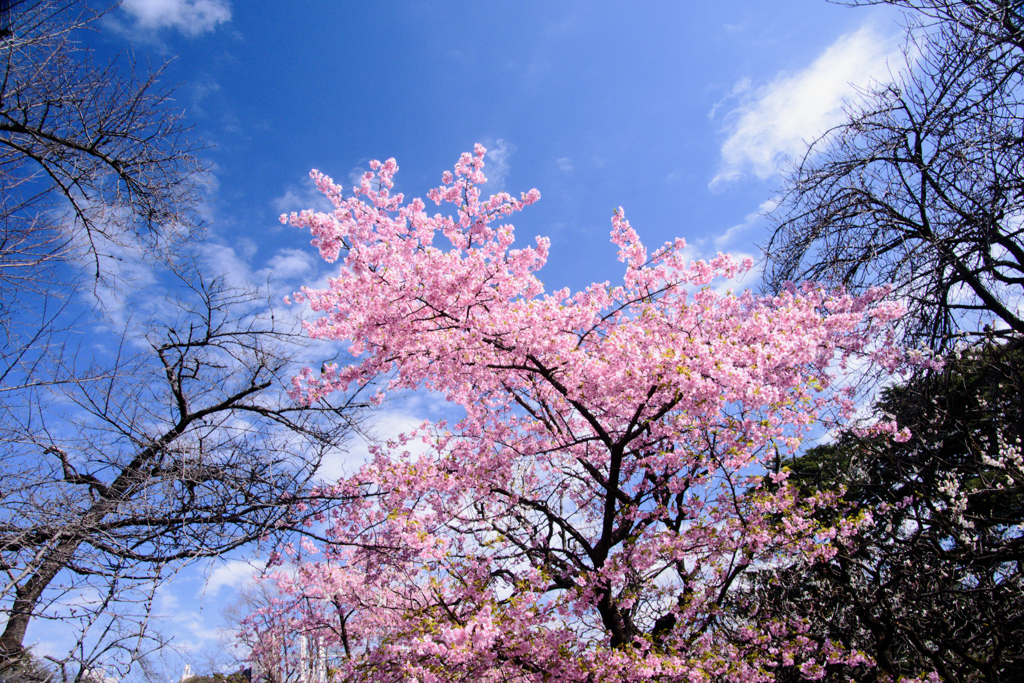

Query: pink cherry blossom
[243,147,915,682]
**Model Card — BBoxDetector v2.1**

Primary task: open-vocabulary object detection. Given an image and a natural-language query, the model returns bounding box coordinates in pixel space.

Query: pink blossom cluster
[245,147,919,681]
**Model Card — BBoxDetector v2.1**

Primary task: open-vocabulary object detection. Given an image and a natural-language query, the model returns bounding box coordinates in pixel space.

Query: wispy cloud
[711,23,902,190]
[484,139,515,193]
[347,166,370,193]
[707,77,751,121]
[187,75,222,118]
[272,176,337,216]
[255,248,318,284]
[119,0,232,36]
[198,241,257,290]
[714,198,778,250]
[200,559,264,598]
[317,393,455,482]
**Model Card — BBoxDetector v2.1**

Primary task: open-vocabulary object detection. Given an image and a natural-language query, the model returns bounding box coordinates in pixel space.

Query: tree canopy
[239,147,912,683]
[0,4,368,676]
[738,336,1024,682]
[763,0,1024,351]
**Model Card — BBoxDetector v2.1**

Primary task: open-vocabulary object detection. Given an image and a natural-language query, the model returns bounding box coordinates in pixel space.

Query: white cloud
[199,241,256,290]
[255,248,318,283]
[484,139,515,192]
[556,157,575,173]
[317,392,458,482]
[273,185,335,217]
[346,166,370,193]
[711,23,903,190]
[120,0,232,36]
[714,198,778,250]
[317,408,428,482]
[707,77,751,120]
[201,559,264,598]
[272,169,368,215]
[188,76,222,118]
[63,205,172,329]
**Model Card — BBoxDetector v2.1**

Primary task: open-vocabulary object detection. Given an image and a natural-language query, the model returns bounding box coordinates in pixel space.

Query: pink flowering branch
[243,147,910,682]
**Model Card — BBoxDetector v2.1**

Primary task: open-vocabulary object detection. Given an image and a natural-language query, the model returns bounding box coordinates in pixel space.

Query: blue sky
[102,0,905,294]
[32,0,909,671]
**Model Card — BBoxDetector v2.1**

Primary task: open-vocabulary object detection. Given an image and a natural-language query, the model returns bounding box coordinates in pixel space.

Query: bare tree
[0,0,203,269]
[0,269,367,679]
[757,5,1024,679]
[0,2,369,678]
[763,0,1024,351]
[838,0,1024,51]
[0,0,205,396]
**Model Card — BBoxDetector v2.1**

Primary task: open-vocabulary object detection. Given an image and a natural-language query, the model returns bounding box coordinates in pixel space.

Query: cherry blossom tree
[243,146,915,682]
